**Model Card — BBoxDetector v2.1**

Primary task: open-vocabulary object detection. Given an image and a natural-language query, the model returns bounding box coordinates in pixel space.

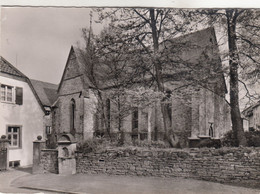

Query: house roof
[0,56,27,78]
[0,56,46,114]
[30,79,58,107]
[242,100,260,116]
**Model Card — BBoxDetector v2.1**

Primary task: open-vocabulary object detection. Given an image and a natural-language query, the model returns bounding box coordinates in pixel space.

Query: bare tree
[95,8,228,147]
[190,8,260,146]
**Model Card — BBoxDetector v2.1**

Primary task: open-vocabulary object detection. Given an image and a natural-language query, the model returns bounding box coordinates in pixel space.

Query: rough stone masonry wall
[39,149,58,174]
[76,147,260,184]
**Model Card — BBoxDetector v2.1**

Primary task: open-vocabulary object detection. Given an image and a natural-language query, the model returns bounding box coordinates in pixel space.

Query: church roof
[58,27,227,94]
[30,79,58,107]
[57,46,94,94]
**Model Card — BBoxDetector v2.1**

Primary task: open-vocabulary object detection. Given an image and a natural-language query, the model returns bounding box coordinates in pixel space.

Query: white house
[242,101,260,131]
[0,56,45,167]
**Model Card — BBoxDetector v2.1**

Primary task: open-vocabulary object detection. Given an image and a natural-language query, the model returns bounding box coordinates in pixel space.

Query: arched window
[106,99,111,132]
[132,107,138,130]
[70,99,76,135]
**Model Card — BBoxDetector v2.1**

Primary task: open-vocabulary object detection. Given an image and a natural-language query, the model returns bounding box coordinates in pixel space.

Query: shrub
[77,138,103,153]
[221,130,260,147]
[198,139,221,148]
[132,139,170,148]
[245,131,260,147]
[221,131,237,147]
[77,137,118,153]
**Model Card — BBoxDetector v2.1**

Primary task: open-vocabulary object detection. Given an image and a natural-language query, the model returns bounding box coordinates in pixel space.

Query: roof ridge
[30,78,58,86]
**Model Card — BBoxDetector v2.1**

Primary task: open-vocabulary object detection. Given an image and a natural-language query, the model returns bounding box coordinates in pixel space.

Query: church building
[51,27,231,147]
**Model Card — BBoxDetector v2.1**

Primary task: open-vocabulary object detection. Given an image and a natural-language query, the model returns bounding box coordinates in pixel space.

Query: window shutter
[15,87,23,105]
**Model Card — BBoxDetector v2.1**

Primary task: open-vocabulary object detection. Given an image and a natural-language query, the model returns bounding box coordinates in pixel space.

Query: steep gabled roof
[58,27,227,95]
[30,79,58,107]
[242,100,260,116]
[162,27,227,94]
[0,56,27,78]
[0,56,46,114]
[57,46,93,94]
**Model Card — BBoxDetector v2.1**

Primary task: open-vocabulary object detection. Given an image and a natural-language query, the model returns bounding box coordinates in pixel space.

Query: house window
[9,160,20,167]
[46,126,51,135]
[1,84,23,105]
[1,85,14,102]
[7,126,21,148]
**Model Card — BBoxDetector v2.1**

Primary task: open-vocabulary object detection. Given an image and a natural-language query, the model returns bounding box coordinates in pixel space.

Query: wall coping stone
[41,149,58,152]
[33,140,46,143]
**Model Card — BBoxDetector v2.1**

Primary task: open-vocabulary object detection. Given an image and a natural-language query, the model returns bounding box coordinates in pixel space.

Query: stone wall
[39,149,58,174]
[76,147,260,184]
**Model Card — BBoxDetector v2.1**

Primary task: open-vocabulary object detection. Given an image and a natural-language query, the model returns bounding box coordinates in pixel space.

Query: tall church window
[132,107,138,130]
[106,99,111,132]
[70,99,76,135]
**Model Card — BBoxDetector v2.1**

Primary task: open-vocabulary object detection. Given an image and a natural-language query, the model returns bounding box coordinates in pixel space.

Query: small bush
[77,137,104,153]
[245,131,260,147]
[198,139,221,148]
[221,131,237,147]
[221,130,260,147]
[151,140,170,148]
[132,140,170,148]
[77,137,120,153]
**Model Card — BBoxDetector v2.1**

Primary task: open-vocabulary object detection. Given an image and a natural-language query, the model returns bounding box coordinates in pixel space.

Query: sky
[1,5,260,109]
[1,7,103,84]
[2,2,260,85]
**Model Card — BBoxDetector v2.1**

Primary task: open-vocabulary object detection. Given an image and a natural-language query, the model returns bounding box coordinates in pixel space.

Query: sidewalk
[10,171,260,194]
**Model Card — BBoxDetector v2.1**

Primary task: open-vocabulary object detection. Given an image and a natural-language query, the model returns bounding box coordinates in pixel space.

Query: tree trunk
[150,9,178,147]
[226,10,247,146]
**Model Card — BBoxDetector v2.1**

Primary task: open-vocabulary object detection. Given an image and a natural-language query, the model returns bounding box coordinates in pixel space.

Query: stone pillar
[199,88,207,136]
[0,135,10,170]
[191,90,200,138]
[83,97,95,140]
[32,136,46,174]
[205,89,215,136]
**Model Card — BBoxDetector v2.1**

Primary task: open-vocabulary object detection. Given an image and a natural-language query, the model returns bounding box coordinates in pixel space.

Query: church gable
[58,47,86,95]
[64,50,81,80]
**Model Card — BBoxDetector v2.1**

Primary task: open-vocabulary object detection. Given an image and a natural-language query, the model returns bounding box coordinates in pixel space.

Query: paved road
[0,168,46,193]
[9,171,260,194]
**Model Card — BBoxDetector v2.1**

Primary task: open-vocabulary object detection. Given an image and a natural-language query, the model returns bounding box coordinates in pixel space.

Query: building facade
[0,57,46,167]
[242,102,260,131]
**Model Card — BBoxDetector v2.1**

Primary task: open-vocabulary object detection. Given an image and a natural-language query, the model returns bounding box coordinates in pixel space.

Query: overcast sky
[1,7,103,84]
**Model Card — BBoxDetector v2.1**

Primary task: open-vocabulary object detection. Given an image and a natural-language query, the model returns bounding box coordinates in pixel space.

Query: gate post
[32,136,46,174]
[0,135,10,170]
